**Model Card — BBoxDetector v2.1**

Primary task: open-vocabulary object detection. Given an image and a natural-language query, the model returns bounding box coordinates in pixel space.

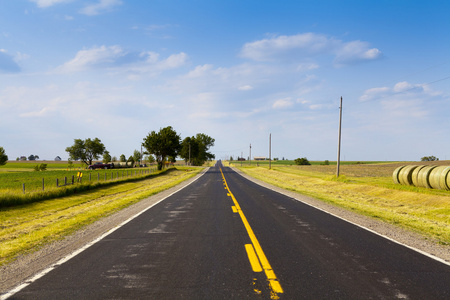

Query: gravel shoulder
[2,166,449,295]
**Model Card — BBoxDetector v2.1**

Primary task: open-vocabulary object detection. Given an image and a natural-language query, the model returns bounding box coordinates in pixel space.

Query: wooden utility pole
[336,96,343,177]
[249,143,252,166]
[269,133,272,170]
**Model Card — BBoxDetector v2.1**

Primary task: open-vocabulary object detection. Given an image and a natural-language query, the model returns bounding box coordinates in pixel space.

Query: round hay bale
[429,166,449,190]
[411,165,427,187]
[417,166,437,189]
[392,166,406,184]
[399,165,418,186]
[440,166,450,191]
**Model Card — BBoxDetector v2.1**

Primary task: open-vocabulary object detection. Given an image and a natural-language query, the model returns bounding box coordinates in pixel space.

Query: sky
[1,0,449,162]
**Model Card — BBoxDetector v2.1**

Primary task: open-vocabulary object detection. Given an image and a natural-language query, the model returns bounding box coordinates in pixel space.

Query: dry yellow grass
[235,165,450,245]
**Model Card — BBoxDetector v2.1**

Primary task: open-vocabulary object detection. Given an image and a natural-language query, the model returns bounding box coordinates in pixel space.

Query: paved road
[5,162,450,299]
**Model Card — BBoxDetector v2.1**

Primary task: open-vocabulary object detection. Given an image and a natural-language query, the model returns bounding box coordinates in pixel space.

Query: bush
[34,163,47,171]
[323,160,330,165]
[294,157,311,165]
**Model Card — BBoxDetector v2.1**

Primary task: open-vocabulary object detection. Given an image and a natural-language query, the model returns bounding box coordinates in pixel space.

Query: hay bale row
[393,165,450,190]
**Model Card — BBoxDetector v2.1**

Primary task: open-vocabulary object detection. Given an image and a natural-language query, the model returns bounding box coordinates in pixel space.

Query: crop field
[231,161,450,245]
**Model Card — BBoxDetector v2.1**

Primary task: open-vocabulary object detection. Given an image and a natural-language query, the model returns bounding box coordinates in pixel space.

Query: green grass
[0,167,162,207]
[0,161,84,172]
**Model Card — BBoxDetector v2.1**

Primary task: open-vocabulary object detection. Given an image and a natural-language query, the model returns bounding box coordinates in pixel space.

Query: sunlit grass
[235,165,450,245]
[0,167,202,266]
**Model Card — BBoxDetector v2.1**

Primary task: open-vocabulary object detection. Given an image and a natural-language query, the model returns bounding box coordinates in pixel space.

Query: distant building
[55,156,62,161]
[254,156,267,161]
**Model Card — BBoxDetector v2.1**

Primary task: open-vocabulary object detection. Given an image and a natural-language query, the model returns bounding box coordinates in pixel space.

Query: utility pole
[249,143,252,166]
[269,133,272,170]
[336,96,343,177]
[189,143,191,166]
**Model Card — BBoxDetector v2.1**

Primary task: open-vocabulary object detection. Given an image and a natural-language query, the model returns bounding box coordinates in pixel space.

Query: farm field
[231,161,450,246]
[0,167,203,266]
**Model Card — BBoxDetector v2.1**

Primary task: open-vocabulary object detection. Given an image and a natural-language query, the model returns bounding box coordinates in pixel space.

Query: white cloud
[359,87,390,101]
[296,63,319,72]
[29,0,72,8]
[240,33,381,66]
[56,45,187,74]
[334,40,382,66]
[360,81,432,102]
[273,97,294,109]
[238,85,253,91]
[80,0,122,16]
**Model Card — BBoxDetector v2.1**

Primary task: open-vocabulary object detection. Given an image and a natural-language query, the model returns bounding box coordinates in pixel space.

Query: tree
[127,156,135,167]
[112,156,117,162]
[179,133,215,166]
[65,138,106,166]
[421,156,439,161]
[0,147,8,166]
[143,126,181,170]
[28,154,39,161]
[120,154,126,162]
[295,157,311,165]
[103,150,112,163]
[133,149,141,167]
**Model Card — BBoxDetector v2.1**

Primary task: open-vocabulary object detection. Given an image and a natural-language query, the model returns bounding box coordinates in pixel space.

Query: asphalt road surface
[5,162,450,299]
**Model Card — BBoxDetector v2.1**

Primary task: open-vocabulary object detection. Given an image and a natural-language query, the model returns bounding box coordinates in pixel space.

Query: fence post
[23,183,25,194]
[65,177,67,185]
[72,175,74,185]
[105,172,107,182]
[42,178,45,191]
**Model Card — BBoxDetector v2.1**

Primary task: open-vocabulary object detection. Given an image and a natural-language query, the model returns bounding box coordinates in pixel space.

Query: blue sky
[1,0,449,162]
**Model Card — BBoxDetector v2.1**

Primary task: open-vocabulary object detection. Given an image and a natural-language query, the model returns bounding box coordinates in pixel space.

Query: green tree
[65,138,106,166]
[295,157,311,165]
[127,156,135,167]
[133,149,141,167]
[103,150,112,163]
[143,126,181,170]
[179,133,215,166]
[0,147,8,166]
[421,155,439,161]
[120,154,126,162]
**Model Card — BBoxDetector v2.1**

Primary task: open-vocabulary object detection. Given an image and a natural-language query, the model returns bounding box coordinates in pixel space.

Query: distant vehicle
[88,162,113,170]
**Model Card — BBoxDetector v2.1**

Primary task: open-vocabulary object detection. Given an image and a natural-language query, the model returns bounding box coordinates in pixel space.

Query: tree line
[65,126,215,170]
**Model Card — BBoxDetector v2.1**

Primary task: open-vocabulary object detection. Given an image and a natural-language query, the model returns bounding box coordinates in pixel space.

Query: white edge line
[233,169,450,267]
[1,169,207,300]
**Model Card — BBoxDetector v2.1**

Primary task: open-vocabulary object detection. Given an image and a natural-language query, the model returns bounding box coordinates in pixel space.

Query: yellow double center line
[220,168,283,296]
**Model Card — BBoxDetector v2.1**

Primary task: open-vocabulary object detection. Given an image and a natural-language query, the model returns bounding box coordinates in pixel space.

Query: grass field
[230,161,450,245]
[0,165,162,207]
[0,167,203,266]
